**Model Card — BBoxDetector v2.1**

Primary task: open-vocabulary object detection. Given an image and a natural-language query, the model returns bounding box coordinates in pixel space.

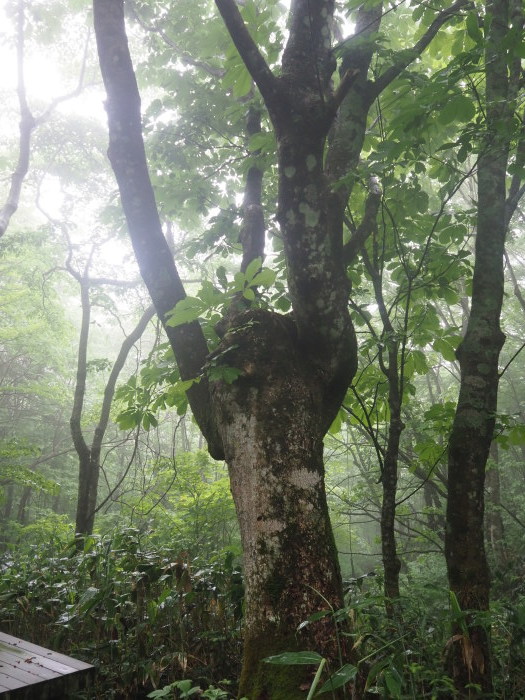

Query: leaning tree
[92,0,469,696]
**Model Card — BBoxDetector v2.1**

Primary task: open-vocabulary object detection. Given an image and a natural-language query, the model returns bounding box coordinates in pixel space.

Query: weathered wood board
[0,632,94,699]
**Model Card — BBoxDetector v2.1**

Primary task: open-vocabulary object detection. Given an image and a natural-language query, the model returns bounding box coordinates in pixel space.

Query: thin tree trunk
[444,0,517,692]
[362,248,403,611]
[16,485,31,525]
[74,304,155,536]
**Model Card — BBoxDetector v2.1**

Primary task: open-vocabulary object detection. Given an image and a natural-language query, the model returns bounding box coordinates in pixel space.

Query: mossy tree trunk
[444,0,522,693]
[211,309,346,698]
[92,0,471,695]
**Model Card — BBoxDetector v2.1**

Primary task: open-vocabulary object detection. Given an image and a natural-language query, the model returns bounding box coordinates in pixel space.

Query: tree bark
[92,0,473,694]
[74,301,155,536]
[444,0,517,693]
[211,309,346,698]
[485,441,507,566]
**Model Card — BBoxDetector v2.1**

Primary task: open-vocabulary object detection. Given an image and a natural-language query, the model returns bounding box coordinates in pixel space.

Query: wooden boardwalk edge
[0,632,95,699]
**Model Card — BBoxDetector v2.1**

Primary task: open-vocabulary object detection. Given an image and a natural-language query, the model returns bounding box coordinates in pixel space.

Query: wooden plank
[0,632,95,699]
[0,672,24,691]
[0,634,92,672]
[0,647,61,682]
[0,643,75,677]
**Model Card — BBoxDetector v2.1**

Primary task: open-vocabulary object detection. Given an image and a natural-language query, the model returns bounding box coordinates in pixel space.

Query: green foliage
[115,259,280,431]
[0,531,243,698]
[264,651,324,665]
[0,439,58,494]
[123,450,240,558]
[148,678,234,698]
[166,257,277,332]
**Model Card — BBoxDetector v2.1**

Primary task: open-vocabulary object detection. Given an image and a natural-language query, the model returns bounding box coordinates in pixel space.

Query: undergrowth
[0,529,243,698]
[1,534,524,698]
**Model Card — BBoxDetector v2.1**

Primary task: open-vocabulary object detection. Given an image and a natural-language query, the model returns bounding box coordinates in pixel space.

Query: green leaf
[414,439,443,465]
[466,12,483,45]
[438,94,476,125]
[411,349,428,375]
[329,409,343,435]
[297,609,331,630]
[207,365,243,384]
[315,664,357,695]
[248,131,275,153]
[442,287,459,305]
[263,651,324,665]
[365,656,391,689]
[384,668,402,698]
[244,257,263,282]
[513,43,525,59]
[166,297,205,327]
[449,591,469,636]
[507,424,525,446]
[433,337,457,362]
[251,268,276,288]
[117,409,142,430]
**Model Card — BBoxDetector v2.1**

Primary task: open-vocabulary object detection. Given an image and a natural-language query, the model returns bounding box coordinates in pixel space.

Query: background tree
[445,0,524,693]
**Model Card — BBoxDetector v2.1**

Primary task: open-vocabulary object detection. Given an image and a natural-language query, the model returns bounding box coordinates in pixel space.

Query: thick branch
[240,107,265,273]
[215,0,280,107]
[93,0,222,458]
[281,0,336,92]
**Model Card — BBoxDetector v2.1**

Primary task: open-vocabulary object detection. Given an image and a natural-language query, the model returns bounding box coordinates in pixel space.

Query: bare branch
[92,305,156,459]
[0,4,92,238]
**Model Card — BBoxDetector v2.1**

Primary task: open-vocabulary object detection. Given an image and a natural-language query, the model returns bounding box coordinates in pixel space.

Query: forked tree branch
[214,0,281,109]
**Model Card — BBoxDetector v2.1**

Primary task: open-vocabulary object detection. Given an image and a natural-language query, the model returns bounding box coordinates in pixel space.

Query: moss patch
[239,630,317,700]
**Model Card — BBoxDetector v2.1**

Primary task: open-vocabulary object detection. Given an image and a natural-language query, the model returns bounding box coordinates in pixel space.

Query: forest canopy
[1,0,525,698]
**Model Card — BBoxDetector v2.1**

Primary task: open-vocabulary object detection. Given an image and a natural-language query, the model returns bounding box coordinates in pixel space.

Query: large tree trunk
[212,309,345,698]
[92,0,472,694]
